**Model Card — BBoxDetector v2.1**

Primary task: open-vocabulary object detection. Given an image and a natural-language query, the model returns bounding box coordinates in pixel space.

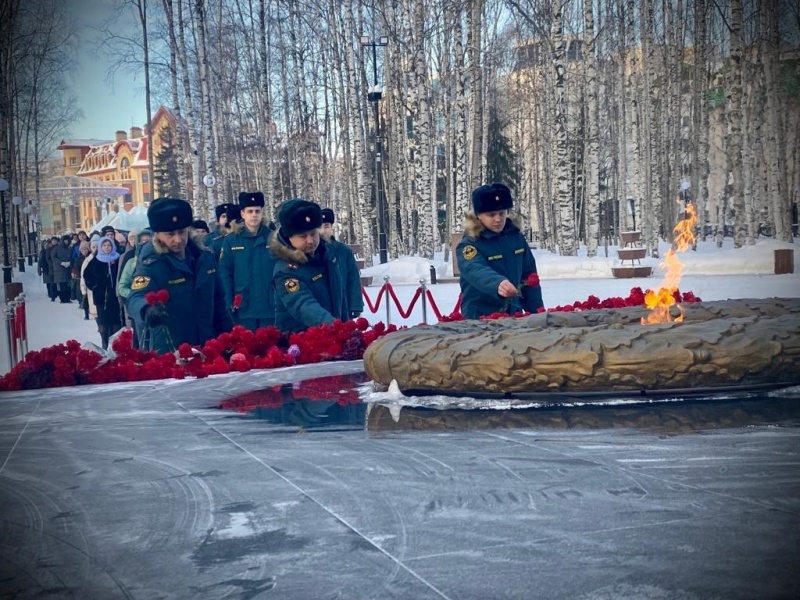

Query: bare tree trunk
[583,0,600,256]
[467,0,484,188]
[726,0,746,248]
[177,0,202,209]
[161,0,187,199]
[453,6,469,224]
[761,0,791,242]
[552,0,576,255]
[691,0,709,243]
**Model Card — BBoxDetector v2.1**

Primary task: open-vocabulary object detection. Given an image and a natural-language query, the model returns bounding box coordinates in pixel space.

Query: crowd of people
[35,184,544,355]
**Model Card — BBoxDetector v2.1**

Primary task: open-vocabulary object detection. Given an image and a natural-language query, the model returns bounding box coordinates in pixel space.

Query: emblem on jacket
[131,275,150,290]
[284,278,300,293]
[462,245,477,260]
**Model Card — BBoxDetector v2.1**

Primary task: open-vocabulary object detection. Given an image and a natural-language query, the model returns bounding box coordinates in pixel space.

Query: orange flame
[641,201,697,325]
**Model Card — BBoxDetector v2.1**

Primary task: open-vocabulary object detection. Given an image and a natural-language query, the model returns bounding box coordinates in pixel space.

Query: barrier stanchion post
[19,297,27,357]
[5,304,17,366]
[383,276,391,326]
[419,278,428,324]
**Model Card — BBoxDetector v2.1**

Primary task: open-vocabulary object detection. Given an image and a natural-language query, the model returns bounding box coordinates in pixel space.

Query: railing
[361,276,462,326]
[4,294,28,367]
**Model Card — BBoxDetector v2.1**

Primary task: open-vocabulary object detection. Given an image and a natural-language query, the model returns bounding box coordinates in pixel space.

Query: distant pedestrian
[82,238,122,349]
[127,198,232,354]
[38,239,56,301]
[319,208,363,319]
[456,183,544,319]
[270,199,354,333]
[50,234,73,303]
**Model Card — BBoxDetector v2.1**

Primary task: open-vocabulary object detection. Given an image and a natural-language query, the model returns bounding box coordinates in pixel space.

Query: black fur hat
[148,198,193,232]
[321,208,335,224]
[471,183,513,214]
[238,191,265,208]
[191,219,209,233]
[214,202,235,220]
[278,199,323,237]
[100,225,116,236]
[224,204,242,228]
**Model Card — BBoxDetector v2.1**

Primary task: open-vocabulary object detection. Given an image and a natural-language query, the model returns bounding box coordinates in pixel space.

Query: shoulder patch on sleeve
[284,278,300,293]
[131,275,151,290]
[462,245,478,260]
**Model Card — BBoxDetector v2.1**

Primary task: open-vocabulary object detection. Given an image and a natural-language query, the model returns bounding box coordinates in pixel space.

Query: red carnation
[524,272,540,287]
[145,289,170,306]
[232,294,243,310]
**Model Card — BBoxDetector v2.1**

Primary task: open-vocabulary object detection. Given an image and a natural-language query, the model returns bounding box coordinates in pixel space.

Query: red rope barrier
[362,283,463,323]
[15,303,26,341]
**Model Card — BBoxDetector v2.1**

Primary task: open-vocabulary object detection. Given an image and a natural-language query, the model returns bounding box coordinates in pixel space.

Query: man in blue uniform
[127,198,233,354]
[218,191,276,331]
[456,183,544,319]
[205,202,235,249]
[320,208,364,319]
[270,199,353,333]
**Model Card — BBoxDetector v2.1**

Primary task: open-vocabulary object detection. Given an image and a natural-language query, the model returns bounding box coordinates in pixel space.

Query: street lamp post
[360,34,389,264]
[23,202,34,265]
[12,196,25,272]
[0,178,11,284]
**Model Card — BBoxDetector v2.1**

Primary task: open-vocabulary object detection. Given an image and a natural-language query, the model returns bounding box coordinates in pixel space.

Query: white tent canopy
[91,205,149,233]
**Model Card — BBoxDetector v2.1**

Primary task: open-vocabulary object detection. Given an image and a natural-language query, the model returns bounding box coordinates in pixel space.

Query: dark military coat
[269,231,351,334]
[456,213,544,319]
[127,235,233,354]
[325,238,364,317]
[217,218,276,326]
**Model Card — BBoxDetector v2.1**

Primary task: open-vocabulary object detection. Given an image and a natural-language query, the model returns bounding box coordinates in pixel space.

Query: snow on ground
[1,236,797,376]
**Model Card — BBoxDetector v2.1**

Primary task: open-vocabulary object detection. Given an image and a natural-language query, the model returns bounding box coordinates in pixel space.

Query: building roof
[57,139,112,149]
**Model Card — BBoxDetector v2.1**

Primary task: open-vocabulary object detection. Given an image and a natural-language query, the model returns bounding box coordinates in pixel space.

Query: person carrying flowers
[127,198,233,354]
[270,199,353,333]
[218,191,277,331]
[456,182,544,319]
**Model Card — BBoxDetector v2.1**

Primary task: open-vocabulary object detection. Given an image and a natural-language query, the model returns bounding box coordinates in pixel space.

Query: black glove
[144,304,169,328]
[350,311,361,319]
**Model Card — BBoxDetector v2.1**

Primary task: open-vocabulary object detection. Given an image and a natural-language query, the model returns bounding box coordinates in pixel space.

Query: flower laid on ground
[0,287,702,391]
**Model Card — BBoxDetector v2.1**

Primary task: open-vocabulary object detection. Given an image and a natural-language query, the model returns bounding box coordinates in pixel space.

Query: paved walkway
[1,365,798,599]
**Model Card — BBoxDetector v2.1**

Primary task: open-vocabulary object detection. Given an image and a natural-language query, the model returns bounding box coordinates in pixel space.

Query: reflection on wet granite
[366,396,800,434]
[217,374,800,434]
[218,373,369,430]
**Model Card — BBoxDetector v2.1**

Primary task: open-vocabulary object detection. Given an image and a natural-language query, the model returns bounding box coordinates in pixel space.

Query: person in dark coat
[38,239,56,301]
[205,203,235,249]
[117,228,152,329]
[456,183,544,319]
[82,238,122,349]
[50,234,74,303]
[270,199,352,334]
[127,198,233,354]
[210,204,241,262]
[218,191,277,331]
[319,208,364,318]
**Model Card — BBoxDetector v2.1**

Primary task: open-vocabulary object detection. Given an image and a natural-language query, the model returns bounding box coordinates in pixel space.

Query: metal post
[362,35,389,265]
[5,305,17,366]
[13,199,25,272]
[383,275,391,326]
[419,279,428,325]
[0,180,12,284]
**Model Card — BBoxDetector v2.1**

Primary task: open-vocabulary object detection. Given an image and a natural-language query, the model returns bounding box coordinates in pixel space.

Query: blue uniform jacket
[326,238,364,317]
[127,235,233,353]
[217,218,276,325]
[456,213,544,319]
[269,231,351,333]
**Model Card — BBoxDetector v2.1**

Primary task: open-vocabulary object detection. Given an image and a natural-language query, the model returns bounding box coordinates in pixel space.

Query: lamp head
[12,196,21,206]
[0,178,8,192]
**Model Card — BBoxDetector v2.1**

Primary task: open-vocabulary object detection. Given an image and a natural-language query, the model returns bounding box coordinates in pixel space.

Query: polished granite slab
[1,364,798,599]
